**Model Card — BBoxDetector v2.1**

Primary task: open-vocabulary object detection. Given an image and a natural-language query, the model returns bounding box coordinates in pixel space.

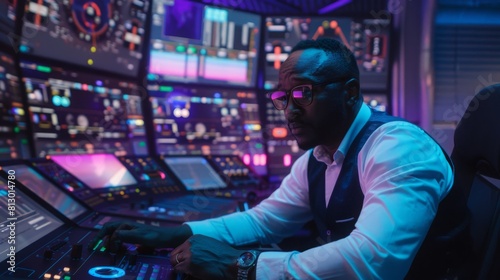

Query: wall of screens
[0,1,396,184]
[147,0,261,87]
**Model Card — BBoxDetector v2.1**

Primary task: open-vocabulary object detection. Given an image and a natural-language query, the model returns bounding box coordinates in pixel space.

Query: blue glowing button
[88,266,125,278]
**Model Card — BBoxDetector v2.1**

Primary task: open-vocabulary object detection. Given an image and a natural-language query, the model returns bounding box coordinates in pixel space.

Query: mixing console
[0,152,273,279]
[0,226,176,280]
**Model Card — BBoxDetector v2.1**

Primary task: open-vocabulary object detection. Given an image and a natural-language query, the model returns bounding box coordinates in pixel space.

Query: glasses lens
[270,91,287,110]
[292,86,312,107]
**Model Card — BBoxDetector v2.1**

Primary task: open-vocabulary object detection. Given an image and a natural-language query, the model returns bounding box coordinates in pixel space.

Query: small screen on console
[51,154,137,189]
[164,156,227,191]
[0,177,64,263]
[5,164,87,220]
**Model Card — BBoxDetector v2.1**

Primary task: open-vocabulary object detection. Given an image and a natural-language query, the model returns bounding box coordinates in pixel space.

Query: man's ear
[344,78,360,105]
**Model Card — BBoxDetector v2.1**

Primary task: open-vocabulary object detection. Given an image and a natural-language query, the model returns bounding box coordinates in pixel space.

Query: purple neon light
[318,0,352,14]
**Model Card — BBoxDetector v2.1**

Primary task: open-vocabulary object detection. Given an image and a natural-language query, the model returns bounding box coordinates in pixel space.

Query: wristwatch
[236,250,260,280]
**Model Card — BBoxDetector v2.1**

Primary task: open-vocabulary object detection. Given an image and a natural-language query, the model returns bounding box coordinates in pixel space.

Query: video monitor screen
[148,0,261,87]
[0,177,64,263]
[149,84,266,175]
[264,17,391,91]
[5,164,87,220]
[20,60,148,157]
[164,156,227,191]
[50,154,137,189]
[19,0,150,77]
[0,51,31,159]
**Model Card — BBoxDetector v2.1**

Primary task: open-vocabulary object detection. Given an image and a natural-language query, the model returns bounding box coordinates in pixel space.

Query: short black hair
[291,38,360,80]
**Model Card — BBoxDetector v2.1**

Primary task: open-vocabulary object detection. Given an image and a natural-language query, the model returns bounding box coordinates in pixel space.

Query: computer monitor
[20,60,148,156]
[149,84,266,175]
[0,176,64,263]
[4,164,87,220]
[164,156,227,191]
[18,0,150,77]
[263,16,391,91]
[50,154,138,189]
[0,51,30,159]
[147,0,261,87]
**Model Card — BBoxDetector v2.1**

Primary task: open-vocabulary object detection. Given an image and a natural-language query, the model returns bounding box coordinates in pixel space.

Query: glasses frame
[267,78,347,111]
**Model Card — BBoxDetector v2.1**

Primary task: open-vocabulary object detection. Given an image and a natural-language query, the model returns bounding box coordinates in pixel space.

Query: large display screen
[147,0,261,87]
[0,177,64,263]
[164,156,227,191]
[264,17,391,91]
[149,84,266,175]
[5,164,87,220]
[50,154,137,189]
[19,0,150,77]
[0,51,30,159]
[21,61,147,157]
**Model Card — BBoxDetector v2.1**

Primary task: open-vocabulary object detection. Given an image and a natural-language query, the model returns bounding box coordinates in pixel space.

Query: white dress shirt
[187,103,454,279]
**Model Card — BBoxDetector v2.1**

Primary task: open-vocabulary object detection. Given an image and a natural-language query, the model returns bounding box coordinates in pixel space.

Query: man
[90,38,468,279]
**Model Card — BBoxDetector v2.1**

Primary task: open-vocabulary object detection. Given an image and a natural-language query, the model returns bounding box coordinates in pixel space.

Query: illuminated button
[272,127,288,138]
[63,267,70,273]
[88,266,125,278]
[63,276,71,280]
[44,274,51,279]
[54,275,61,280]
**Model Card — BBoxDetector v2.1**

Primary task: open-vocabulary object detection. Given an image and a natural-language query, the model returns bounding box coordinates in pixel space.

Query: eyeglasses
[267,79,346,111]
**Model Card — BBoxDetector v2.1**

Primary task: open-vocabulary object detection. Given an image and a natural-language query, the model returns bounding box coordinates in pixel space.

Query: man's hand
[170,234,244,280]
[87,221,192,252]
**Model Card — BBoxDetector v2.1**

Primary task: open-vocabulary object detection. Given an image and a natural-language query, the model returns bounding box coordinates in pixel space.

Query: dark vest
[308,110,470,278]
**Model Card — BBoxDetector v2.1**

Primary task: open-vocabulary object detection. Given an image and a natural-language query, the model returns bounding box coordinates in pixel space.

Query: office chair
[451,83,500,279]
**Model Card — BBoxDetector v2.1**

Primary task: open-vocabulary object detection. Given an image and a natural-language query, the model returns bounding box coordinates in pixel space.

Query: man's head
[272,38,362,152]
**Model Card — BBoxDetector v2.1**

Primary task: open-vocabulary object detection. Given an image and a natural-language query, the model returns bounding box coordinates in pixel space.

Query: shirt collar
[313,103,372,165]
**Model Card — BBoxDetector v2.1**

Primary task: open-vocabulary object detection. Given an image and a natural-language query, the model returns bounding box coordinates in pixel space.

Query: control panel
[0,227,176,280]
[116,155,182,195]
